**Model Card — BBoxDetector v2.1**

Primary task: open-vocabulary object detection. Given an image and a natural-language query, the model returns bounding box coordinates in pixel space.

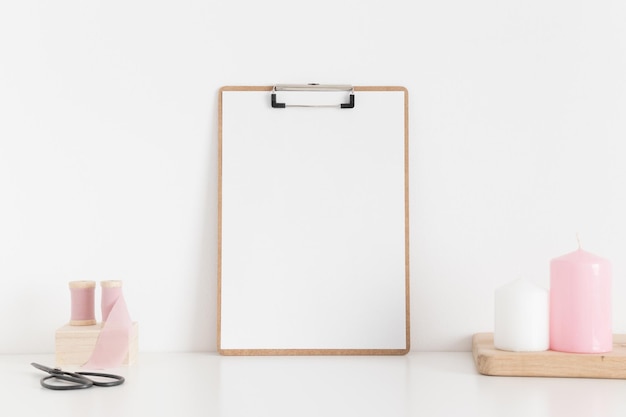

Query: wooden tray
[473,332,626,379]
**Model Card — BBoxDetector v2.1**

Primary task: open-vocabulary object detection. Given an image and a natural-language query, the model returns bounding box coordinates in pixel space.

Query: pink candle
[550,248,612,353]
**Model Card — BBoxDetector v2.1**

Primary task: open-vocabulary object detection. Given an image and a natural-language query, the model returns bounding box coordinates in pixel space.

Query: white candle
[494,278,549,351]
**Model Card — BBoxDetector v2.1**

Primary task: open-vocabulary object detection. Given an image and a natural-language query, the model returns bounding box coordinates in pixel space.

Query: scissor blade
[31,363,58,374]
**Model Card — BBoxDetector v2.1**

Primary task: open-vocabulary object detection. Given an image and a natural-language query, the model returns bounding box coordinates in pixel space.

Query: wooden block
[55,322,138,367]
[473,332,626,379]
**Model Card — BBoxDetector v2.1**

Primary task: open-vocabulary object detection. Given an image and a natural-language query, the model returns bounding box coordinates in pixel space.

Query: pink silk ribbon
[83,295,132,369]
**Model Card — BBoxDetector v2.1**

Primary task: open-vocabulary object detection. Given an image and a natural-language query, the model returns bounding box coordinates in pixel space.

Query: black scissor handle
[76,371,125,387]
[31,363,124,390]
[40,374,93,390]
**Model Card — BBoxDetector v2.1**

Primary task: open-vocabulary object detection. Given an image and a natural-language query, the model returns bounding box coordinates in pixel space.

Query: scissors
[31,363,125,390]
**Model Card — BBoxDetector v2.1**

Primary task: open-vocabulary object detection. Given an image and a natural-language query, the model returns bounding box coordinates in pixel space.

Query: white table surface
[4,352,626,417]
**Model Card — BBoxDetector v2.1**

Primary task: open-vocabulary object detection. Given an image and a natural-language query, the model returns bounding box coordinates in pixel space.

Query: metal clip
[271,84,355,109]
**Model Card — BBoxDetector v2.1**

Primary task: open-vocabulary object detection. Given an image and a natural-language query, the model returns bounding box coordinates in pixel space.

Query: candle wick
[576,233,582,250]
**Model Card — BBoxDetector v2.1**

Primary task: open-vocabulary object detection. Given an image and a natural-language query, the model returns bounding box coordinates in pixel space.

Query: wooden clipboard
[218,85,410,355]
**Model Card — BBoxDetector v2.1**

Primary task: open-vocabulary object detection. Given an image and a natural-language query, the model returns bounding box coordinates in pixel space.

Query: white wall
[1,0,625,353]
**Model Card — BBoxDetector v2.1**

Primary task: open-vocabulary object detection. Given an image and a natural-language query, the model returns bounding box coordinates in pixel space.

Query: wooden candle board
[473,332,626,379]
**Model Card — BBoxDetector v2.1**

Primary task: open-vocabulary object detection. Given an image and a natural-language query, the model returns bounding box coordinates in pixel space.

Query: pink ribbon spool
[101,280,123,322]
[69,281,96,326]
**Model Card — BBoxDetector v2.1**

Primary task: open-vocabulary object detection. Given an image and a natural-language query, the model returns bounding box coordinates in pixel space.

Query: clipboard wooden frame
[217,85,410,355]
